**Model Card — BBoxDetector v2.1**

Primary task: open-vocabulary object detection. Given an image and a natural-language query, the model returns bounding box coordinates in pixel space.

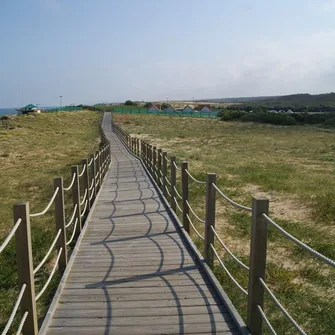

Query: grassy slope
[0,111,101,330]
[115,114,335,335]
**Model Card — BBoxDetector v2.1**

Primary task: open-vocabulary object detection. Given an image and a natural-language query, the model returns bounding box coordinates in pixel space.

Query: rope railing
[2,284,26,335]
[262,213,335,267]
[35,247,63,302]
[173,161,181,171]
[185,169,206,184]
[210,244,248,296]
[30,187,59,217]
[165,185,171,197]
[80,189,88,206]
[186,214,204,240]
[15,311,28,335]
[186,200,205,223]
[173,197,183,213]
[78,164,86,178]
[33,229,62,275]
[211,226,249,270]
[212,183,252,212]
[89,190,95,201]
[65,204,77,228]
[0,219,21,254]
[88,178,94,191]
[257,305,277,335]
[87,157,93,167]
[165,176,171,186]
[173,186,183,200]
[64,173,76,191]
[259,278,307,335]
[66,218,78,246]
[80,200,88,218]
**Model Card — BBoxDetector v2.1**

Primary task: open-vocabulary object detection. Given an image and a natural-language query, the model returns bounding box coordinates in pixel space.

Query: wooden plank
[59,291,220,303]
[53,305,228,318]
[55,297,223,310]
[50,314,236,327]
[47,325,240,335]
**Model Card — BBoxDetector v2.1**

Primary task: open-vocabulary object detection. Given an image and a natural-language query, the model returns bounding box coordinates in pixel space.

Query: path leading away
[42,113,243,335]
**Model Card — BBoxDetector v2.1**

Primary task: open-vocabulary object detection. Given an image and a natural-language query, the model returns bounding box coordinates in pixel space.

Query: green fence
[113,107,219,118]
[46,106,83,113]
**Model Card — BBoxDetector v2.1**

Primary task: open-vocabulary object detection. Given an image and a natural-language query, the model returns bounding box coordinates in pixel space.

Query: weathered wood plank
[53,305,228,318]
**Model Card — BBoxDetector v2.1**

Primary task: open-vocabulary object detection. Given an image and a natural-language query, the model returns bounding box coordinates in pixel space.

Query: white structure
[183,105,193,113]
[148,104,160,112]
[166,105,176,113]
[199,106,212,112]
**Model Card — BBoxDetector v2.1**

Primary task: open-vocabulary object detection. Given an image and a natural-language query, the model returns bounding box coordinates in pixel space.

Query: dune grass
[0,110,101,331]
[115,113,335,335]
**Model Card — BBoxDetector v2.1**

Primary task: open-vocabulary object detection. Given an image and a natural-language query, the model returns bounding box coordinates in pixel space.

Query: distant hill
[203,93,335,105]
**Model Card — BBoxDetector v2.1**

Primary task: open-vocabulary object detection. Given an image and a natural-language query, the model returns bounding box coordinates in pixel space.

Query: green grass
[0,111,101,332]
[115,113,335,335]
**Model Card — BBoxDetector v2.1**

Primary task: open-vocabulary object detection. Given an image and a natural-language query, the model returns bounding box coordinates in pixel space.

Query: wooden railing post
[157,148,162,188]
[247,196,269,335]
[71,165,82,233]
[149,144,152,172]
[82,158,90,212]
[153,146,157,182]
[14,202,38,335]
[162,151,167,197]
[170,156,176,211]
[53,177,68,271]
[204,173,216,268]
[90,153,96,202]
[181,161,190,233]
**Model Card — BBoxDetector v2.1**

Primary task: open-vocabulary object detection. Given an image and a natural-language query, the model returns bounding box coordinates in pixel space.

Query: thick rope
[78,164,86,178]
[33,229,61,275]
[66,218,78,245]
[186,200,205,223]
[0,219,21,254]
[263,213,335,268]
[64,173,76,191]
[65,204,77,228]
[211,244,248,296]
[212,183,252,212]
[257,305,278,335]
[211,226,249,270]
[185,169,206,184]
[30,187,59,217]
[15,311,28,335]
[35,248,63,302]
[186,214,204,240]
[259,278,307,335]
[2,284,26,335]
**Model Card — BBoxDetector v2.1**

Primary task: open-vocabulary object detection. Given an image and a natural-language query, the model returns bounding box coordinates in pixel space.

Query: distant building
[166,104,176,113]
[148,104,161,112]
[197,105,212,112]
[183,105,193,113]
[16,104,42,114]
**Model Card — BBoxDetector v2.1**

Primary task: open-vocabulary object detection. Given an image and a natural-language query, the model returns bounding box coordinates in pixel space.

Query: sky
[1,0,335,107]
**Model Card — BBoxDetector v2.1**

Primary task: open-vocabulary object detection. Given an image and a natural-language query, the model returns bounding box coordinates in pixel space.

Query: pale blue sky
[1,0,335,107]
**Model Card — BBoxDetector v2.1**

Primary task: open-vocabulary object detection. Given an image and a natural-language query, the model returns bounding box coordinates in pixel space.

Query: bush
[124,100,137,106]
[220,110,246,121]
[0,116,9,120]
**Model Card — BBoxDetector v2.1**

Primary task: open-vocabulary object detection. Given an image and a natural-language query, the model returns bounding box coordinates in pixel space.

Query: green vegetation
[115,113,335,335]
[124,100,138,106]
[0,111,101,331]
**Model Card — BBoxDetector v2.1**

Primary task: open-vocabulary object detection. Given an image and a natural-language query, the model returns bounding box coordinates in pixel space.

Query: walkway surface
[44,113,242,335]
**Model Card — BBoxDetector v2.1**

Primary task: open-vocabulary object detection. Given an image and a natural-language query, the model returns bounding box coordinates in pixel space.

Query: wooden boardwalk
[42,113,244,335]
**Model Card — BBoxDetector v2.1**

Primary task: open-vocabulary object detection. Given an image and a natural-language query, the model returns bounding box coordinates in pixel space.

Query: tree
[161,103,168,110]
[144,102,151,108]
[124,100,137,106]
